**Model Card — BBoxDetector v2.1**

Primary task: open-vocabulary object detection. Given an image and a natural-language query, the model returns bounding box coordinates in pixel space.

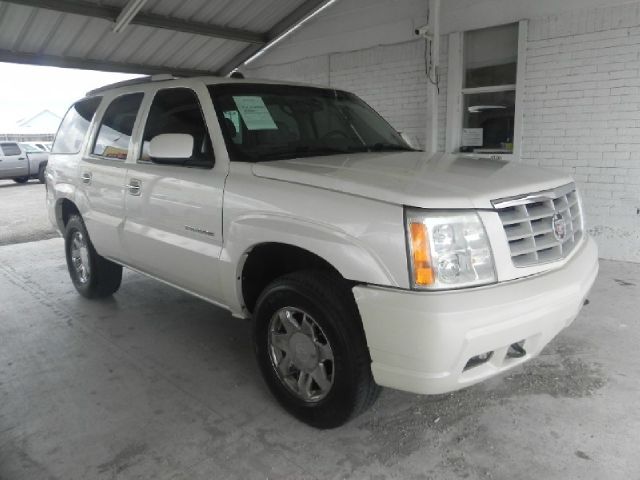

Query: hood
[251,152,574,209]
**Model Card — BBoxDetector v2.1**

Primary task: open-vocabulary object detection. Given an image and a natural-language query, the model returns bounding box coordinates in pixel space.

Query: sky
[0,62,141,130]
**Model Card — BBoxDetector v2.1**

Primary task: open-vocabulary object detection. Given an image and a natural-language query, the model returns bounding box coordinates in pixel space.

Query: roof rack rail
[87,74,177,96]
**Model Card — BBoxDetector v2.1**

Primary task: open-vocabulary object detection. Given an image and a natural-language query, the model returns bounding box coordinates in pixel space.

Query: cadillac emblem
[552,213,567,242]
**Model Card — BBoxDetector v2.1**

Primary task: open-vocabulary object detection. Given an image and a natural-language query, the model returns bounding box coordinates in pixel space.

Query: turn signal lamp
[409,222,434,286]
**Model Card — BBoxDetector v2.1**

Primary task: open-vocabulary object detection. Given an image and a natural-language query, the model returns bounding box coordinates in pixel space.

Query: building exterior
[0,109,61,142]
[243,0,640,263]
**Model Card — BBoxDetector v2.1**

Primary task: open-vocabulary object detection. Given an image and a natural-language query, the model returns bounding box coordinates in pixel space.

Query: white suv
[47,76,598,428]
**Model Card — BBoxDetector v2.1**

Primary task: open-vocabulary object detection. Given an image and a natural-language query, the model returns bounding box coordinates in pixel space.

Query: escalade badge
[552,213,567,242]
[185,225,215,237]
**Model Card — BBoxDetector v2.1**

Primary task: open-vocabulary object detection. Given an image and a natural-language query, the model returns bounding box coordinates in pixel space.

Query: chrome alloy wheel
[268,307,335,403]
[70,231,91,284]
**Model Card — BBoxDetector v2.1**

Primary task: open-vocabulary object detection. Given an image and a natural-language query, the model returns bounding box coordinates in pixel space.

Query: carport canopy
[0,0,331,76]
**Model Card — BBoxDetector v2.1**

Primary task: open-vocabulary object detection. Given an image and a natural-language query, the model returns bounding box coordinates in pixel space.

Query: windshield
[19,143,43,153]
[208,84,416,162]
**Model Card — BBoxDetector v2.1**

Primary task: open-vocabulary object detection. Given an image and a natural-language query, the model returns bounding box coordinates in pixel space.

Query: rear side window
[93,93,144,160]
[0,143,21,156]
[140,88,214,168]
[52,97,101,154]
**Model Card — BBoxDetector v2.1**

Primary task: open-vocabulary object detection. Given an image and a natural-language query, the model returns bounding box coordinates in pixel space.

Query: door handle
[81,172,92,184]
[126,179,142,196]
[18,157,25,160]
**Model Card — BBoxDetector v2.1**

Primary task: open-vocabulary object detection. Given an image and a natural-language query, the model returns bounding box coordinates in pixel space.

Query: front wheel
[38,165,46,184]
[13,177,28,184]
[253,271,379,428]
[64,215,122,298]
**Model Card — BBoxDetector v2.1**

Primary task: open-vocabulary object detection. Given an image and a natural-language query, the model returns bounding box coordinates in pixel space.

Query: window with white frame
[447,22,523,158]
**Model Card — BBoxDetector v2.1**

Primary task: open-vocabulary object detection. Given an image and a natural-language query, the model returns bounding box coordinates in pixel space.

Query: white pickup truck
[46,76,598,428]
[0,141,48,184]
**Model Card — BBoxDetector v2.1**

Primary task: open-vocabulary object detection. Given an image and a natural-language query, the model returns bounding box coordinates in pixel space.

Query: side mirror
[400,132,419,150]
[149,133,194,165]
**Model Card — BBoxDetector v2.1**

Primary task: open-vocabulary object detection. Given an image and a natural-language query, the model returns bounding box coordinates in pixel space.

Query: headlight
[405,209,496,290]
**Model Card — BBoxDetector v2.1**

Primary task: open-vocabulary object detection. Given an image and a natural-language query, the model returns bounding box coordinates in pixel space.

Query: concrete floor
[0,237,638,480]
[0,180,58,246]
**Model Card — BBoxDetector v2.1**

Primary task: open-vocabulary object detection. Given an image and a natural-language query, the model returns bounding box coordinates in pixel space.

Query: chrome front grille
[492,183,583,267]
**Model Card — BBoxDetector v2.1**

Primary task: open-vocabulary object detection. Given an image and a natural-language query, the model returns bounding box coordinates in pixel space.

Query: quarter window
[140,88,213,168]
[93,93,144,160]
[52,97,101,154]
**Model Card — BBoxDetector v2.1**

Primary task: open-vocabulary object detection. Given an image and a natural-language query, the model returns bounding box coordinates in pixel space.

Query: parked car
[46,76,598,428]
[0,141,48,183]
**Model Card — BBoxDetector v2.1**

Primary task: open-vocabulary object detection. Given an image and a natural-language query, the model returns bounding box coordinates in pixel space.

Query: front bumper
[353,236,599,395]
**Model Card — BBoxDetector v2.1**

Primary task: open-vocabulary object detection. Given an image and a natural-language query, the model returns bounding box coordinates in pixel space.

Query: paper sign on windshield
[233,96,278,130]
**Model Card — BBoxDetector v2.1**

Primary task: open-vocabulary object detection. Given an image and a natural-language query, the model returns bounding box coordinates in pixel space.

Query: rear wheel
[253,270,379,428]
[13,177,28,184]
[64,215,122,298]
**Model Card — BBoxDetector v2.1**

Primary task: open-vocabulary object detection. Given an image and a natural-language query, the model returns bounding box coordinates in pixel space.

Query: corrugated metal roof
[0,0,322,76]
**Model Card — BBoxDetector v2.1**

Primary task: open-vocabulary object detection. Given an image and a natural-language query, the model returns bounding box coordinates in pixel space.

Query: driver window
[140,88,214,168]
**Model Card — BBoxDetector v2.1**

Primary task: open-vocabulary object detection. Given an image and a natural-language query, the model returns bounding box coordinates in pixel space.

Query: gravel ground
[0,179,59,246]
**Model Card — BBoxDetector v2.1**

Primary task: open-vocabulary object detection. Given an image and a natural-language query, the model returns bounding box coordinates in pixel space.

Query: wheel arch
[55,197,81,232]
[239,242,348,314]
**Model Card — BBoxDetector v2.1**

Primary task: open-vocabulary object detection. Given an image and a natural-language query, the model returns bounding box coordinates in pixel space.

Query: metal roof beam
[2,0,267,44]
[0,48,215,77]
[216,0,336,76]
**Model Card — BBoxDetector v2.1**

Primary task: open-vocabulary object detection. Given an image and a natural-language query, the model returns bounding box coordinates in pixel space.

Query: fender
[219,211,405,316]
[50,181,78,232]
[217,165,410,316]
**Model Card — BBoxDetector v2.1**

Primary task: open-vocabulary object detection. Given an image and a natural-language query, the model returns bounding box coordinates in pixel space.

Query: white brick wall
[522,3,640,262]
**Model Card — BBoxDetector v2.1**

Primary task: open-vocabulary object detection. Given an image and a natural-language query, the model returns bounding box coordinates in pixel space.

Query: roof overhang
[0,0,335,76]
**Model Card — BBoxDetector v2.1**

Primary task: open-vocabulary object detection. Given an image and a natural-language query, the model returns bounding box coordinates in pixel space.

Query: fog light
[507,341,526,358]
[464,351,493,370]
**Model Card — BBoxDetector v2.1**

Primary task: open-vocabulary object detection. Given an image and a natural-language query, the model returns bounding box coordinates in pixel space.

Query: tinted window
[140,88,213,168]
[1,143,21,156]
[93,93,144,160]
[52,97,101,154]
[209,84,413,162]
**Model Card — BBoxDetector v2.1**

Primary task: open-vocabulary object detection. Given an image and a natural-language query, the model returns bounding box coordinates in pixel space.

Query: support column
[424,0,440,155]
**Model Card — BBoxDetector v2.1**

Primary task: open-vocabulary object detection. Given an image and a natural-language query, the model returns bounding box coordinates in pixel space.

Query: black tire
[13,177,28,184]
[38,164,46,184]
[64,215,122,299]
[253,270,380,429]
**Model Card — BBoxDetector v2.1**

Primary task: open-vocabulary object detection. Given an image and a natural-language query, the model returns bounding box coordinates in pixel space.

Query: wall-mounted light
[243,0,339,66]
[468,105,507,113]
[113,0,149,33]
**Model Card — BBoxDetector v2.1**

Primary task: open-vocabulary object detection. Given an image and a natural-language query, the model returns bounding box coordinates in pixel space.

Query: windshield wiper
[257,146,351,161]
[346,143,416,153]
[369,143,417,152]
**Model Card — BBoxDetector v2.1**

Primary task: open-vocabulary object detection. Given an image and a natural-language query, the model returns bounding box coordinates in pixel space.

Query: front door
[0,142,28,178]
[79,92,144,261]
[122,87,226,301]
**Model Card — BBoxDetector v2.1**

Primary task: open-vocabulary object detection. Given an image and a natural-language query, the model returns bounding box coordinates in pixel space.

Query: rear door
[0,142,28,177]
[122,86,226,301]
[79,92,144,261]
